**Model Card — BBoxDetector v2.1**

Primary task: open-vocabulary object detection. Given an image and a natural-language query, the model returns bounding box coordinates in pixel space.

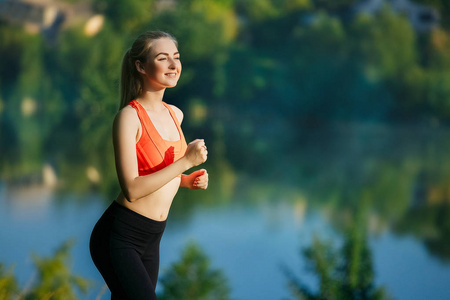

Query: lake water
[2,124,450,300]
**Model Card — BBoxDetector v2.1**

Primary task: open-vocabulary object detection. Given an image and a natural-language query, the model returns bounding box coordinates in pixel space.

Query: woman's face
[140,37,182,90]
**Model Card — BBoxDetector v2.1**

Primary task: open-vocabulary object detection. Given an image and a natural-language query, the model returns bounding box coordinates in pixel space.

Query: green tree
[158,241,231,300]
[285,206,391,300]
[415,0,450,29]
[92,0,156,32]
[312,0,355,14]
[348,7,424,120]
[395,204,450,261]
[0,240,90,300]
[417,28,450,119]
[0,25,27,100]
[394,163,450,261]
[0,264,19,300]
[3,0,450,195]
[75,24,125,196]
[236,0,310,21]
[25,240,91,300]
[349,7,417,81]
[0,26,67,179]
[147,0,238,91]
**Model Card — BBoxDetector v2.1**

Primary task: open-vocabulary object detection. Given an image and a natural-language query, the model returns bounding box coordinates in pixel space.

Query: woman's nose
[168,58,177,69]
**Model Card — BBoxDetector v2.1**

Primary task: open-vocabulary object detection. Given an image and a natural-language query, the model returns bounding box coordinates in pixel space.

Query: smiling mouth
[165,73,177,78]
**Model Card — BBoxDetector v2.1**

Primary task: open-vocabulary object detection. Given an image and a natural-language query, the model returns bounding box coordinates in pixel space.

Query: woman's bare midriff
[115,176,181,221]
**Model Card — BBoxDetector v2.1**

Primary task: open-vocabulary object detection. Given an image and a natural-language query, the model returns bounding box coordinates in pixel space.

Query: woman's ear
[135,60,146,75]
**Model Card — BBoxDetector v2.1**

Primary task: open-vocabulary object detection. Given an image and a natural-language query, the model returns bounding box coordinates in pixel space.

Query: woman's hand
[181,169,209,190]
[184,139,208,168]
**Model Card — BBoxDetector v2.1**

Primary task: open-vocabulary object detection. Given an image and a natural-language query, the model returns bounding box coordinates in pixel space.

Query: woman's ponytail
[119,49,141,110]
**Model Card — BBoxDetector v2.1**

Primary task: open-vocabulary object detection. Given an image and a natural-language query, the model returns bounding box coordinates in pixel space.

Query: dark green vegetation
[0,241,90,300]
[1,0,450,299]
[158,242,231,300]
[285,203,392,300]
[1,0,450,192]
[0,240,231,300]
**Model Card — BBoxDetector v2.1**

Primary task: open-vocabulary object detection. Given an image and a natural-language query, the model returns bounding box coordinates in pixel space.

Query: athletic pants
[90,201,166,300]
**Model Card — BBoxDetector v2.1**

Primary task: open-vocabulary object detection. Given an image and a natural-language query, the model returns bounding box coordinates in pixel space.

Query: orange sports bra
[128,100,187,176]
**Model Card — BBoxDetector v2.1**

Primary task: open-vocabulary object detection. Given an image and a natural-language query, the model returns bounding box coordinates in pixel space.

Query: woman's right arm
[113,107,207,202]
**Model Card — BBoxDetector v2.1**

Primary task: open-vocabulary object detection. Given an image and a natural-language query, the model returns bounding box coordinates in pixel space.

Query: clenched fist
[184,139,208,167]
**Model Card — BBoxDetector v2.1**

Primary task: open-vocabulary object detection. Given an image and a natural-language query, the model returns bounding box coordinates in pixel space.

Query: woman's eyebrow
[154,52,180,58]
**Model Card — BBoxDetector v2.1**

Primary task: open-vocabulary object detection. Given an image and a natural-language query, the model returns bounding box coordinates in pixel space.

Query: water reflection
[394,204,450,261]
[2,124,450,299]
[284,204,391,300]
[291,124,450,235]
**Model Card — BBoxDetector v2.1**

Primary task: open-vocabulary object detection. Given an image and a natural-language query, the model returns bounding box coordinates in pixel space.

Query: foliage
[0,264,19,300]
[0,240,90,300]
[158,241,231,300]
[393,156,450,260]
[395,204,450,261]
[415,0,450,29]
[235,0,310,21]
[92,0,156,32]
[2,1,450,296]
[2,0,450,202]
[285,207,391,300]
[25,240,91,300]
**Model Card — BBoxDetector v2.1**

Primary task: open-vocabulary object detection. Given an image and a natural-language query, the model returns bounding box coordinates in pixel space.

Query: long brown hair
[119,31,178,110]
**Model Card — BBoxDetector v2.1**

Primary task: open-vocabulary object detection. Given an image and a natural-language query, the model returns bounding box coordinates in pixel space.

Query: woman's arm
[170,104,209,190]
[113,107,207,202]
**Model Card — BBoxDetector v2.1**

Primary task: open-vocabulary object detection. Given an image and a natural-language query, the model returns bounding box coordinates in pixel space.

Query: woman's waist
[115,178,180,221]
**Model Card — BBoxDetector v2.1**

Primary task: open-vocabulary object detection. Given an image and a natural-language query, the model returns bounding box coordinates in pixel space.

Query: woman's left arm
[181,169,209,189]
[171,104,209,190]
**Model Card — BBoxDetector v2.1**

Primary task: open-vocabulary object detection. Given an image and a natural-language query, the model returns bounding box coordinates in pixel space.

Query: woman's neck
[137,89,166,111]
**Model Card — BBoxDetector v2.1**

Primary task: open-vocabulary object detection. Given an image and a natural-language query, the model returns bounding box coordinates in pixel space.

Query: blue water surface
[1,181,450,300]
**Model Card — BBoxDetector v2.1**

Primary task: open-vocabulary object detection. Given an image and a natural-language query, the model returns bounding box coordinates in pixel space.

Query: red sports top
[128,100,187,176]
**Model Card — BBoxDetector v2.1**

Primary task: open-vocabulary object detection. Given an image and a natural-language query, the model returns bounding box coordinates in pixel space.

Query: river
[2,124,450,299]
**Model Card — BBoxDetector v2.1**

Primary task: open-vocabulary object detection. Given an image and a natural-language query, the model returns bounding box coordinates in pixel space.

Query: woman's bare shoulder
[114,105,139,129]
[168,104,184,123]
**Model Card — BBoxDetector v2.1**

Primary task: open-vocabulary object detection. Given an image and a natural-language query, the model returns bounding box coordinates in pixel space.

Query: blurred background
[1,0,450,299]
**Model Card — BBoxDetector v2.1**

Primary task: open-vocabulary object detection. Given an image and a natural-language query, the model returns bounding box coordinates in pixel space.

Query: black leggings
[89,201,166,300]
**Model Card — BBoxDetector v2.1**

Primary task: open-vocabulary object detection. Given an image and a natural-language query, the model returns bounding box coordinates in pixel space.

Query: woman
[89,31,209,300]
